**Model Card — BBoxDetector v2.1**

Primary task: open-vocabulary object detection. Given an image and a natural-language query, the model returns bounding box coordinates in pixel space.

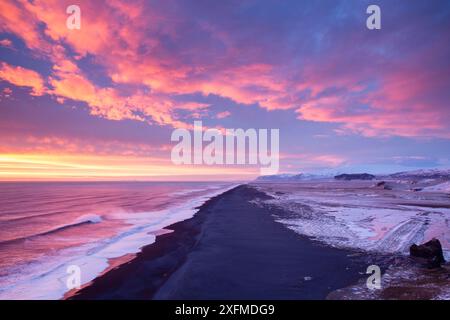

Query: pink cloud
[0,62,46,96]
[0,133,171,158]
[216,111,231,119]
[296,60,450,138]
[0,0,448,139]
[0,38,14,49]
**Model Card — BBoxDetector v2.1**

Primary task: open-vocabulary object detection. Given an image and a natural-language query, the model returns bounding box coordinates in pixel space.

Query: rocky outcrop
[374,181,393,190]
[410,238,446,268]
[334,173,376,181]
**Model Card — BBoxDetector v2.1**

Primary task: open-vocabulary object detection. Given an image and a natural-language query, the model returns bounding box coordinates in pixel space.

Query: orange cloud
[1,0,449,139]
[4,0,295,111]
[0,134,172,157]
[296,64,449,138]
[0,0,53,53]
[0,62,46,95]
[0,0,344,129]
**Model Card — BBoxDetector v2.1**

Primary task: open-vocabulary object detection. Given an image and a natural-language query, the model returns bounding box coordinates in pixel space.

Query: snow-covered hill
[388,168,450,179]
[423,181,450,193]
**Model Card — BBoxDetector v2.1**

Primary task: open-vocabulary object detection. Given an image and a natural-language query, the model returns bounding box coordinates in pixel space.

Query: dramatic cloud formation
[1,0,449,134]
[0,0,449,179]
[0,62,45,95]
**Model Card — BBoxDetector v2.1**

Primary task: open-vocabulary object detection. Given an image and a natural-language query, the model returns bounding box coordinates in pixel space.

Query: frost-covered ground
[251,179,450,299]
[327,260,450,300]
[424,181,450,193]
[251,180,450,260]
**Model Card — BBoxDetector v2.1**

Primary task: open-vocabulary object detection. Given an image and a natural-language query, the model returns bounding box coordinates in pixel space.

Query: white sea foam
[74,214,103,224]
[0,184,238,300]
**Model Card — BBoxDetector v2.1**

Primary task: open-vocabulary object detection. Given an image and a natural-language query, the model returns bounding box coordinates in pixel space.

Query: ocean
[0,181,236,299]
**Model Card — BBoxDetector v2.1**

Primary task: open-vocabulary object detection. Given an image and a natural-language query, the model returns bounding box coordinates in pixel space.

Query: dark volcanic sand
[71,185,369,300]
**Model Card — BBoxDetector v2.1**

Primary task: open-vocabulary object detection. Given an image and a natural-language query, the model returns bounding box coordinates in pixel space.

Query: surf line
[170,120,279,175]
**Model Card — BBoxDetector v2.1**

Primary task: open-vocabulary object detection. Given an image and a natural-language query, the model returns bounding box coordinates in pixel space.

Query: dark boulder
[410,238,446,268]
[374,181,393,190]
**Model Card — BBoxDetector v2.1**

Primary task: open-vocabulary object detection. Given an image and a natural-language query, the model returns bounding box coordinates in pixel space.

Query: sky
[0,0,449,181]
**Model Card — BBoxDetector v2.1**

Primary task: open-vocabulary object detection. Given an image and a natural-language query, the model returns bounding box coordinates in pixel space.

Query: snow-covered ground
[251,180,450,260]
[424,181,450,193]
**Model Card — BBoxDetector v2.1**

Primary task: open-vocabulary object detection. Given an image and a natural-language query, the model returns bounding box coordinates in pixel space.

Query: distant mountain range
[386,168,450,180]
[255,168,450,182]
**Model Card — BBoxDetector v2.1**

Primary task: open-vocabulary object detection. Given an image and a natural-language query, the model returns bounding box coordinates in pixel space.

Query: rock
[410,238,446,268]
[334,173,376,181]
[374,181,392,190]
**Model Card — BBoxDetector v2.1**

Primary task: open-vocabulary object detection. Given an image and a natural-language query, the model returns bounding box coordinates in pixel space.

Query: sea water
[0,181,236,299]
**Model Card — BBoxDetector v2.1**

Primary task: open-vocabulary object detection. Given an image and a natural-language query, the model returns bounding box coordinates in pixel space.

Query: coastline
[68,186,241,299]
[0,182,238,300]
[71,185,370,300]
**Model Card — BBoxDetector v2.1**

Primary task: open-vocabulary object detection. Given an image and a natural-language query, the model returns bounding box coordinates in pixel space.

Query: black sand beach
[71,185,369,300]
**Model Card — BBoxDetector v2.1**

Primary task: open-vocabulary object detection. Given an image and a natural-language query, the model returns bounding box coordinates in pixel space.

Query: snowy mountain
[388,168,450,180]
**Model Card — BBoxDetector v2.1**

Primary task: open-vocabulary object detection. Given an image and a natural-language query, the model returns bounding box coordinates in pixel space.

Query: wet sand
[71,185,369,300]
